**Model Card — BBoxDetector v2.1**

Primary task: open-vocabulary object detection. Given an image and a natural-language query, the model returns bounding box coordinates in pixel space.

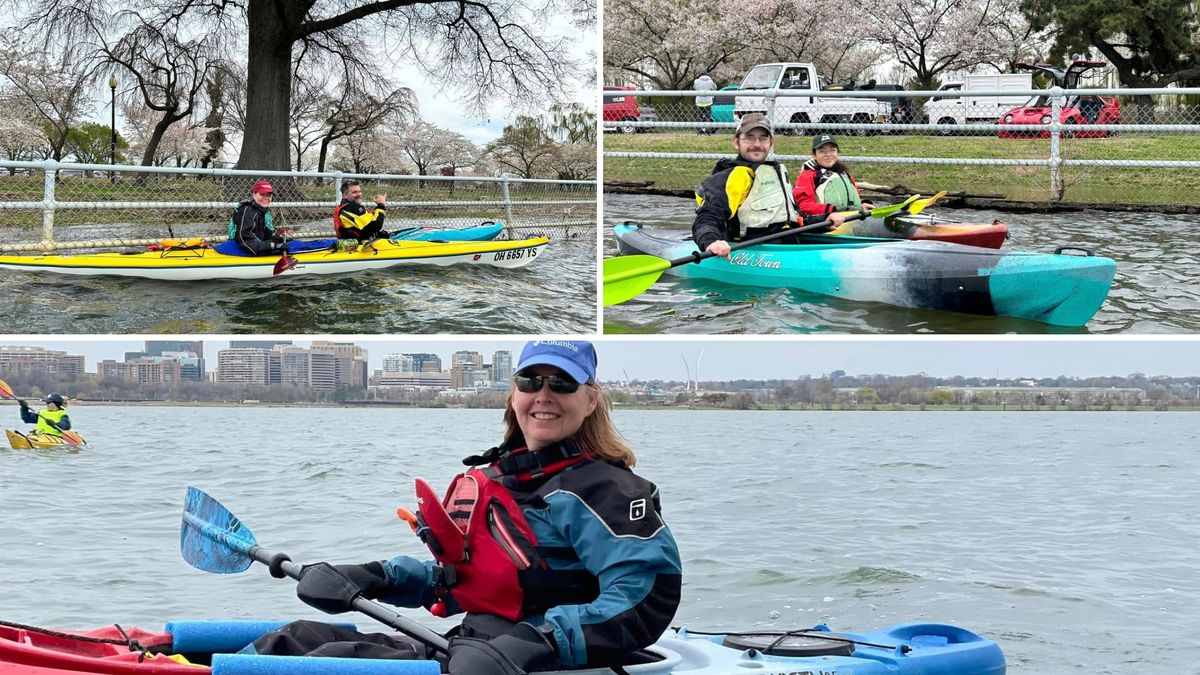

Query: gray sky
[5,338,1198,380]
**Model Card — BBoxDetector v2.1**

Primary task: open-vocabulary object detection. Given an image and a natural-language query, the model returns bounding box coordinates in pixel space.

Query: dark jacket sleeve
[54,414,70,430]
[19,407,38,424]
[692,172,733,251]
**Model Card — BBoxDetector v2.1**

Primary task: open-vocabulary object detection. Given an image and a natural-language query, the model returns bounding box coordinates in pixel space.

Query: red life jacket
[332,202,349,238]
[411,442,598,621]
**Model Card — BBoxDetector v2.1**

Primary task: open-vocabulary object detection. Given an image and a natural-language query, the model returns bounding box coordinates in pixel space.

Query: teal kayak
[612,222,1115,327]
[388,221,504,242]
[0,618,1005,675]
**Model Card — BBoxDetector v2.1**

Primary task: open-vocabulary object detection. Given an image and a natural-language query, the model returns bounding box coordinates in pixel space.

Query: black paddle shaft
[247,544,451,655]
[669,211,868,269]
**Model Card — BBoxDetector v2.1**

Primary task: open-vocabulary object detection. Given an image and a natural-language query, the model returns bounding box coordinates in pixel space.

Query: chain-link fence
[603,86,1200,206]
[0,161,597,252]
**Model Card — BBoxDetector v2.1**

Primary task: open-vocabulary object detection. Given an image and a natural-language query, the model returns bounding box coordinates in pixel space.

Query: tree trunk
[235,0,296,175]
[142,111,182,167]
[317,135,333,173]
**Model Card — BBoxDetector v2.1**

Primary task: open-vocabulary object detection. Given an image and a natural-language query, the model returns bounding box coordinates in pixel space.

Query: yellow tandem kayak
[6,429,87,449]
[0,237,550,281]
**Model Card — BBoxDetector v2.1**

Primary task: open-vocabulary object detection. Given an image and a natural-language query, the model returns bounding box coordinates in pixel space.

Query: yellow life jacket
[36,408,68,436]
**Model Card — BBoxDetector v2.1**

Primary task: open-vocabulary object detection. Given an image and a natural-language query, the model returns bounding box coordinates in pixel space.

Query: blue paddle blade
[181,486,258,574]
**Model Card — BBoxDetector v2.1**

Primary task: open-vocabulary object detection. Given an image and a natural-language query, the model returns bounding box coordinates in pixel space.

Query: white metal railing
[0,160,597,251]
[603,85,1200,200]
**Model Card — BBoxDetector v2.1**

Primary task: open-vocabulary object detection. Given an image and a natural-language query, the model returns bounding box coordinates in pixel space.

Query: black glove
[18,400,30,411]
[295,561,390,614]
[377,229,391,238]
[447,623,559,675]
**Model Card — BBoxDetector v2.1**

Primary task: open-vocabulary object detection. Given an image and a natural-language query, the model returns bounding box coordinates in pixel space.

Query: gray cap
[736,113,772,137]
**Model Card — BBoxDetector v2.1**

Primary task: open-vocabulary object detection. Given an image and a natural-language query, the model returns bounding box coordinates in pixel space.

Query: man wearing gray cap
[691,112,805,258]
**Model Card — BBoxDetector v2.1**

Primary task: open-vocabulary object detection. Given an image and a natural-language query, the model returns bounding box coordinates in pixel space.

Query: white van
[924,73,1033,127]
[733,63,889,136]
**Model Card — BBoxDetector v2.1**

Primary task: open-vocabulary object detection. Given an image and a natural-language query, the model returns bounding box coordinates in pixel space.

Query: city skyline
[3,338,1199,381]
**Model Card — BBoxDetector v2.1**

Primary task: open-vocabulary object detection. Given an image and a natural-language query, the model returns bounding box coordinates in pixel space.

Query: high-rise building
[450,351,485,389]
[98,358,181,385]
[230,340,292,349]
[0,346,85,378]
[310,341,368,389]
[492,350,513,382]
[276,347,338,391]
[217,348,280,385]
[145,341,204,357]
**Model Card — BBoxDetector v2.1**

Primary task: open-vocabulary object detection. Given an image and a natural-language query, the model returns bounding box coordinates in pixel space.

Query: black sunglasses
[514,374,581,394]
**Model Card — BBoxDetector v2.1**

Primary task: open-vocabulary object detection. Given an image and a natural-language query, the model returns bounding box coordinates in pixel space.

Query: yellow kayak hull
[6,429,86,449]
[0,238,550,280]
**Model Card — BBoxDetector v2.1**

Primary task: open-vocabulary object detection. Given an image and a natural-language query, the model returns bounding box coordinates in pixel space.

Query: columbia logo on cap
[532,340,580,352]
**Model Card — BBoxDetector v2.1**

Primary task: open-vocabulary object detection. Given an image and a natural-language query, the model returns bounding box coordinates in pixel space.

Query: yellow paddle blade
[908,191,949,215]
[0,377,13,399]
[603,255,672,306]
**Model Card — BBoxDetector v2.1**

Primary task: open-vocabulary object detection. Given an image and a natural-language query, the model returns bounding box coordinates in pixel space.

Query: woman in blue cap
[250,340,683,675]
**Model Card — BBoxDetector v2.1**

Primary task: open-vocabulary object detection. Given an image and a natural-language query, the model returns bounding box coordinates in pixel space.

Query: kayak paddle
[271,230,299,275]
[907,191,948,215]
[180,486,450,655]
[0,377,85,446]
[603,196,919,306]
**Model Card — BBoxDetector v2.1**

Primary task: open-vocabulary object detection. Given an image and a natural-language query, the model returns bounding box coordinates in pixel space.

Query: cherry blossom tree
[604,0,747,90]
[858,0,1047,90]
[0,44,92,162]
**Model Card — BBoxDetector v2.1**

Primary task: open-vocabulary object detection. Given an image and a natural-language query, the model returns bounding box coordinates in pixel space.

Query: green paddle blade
[181,486,258,574]
[603,254,672,306]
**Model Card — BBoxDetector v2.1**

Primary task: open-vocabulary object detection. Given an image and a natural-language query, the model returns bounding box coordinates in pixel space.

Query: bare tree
[315,83,417,173]
[485,116,557,178]
[87,13,220,168]
[6,0,579,172]
[289,76,327,171]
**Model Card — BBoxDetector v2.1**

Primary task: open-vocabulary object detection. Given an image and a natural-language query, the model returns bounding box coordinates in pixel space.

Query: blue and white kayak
[0,619,1005,675]
[612,222,1115,327]
[389,221,504,242]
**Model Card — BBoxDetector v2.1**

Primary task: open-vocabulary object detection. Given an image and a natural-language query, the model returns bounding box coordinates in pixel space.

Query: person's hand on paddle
[295,562,391,614]
[447,623,559,675]
[861,202,875,213]
[18,399,29,412]
[826,212,847,228]
[705,240,731,258]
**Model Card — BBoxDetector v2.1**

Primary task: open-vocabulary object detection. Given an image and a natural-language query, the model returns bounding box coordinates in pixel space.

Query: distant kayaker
[792,133,875,228]
[18,393,72,437]
[333,180,391,241]
[692,112,807,258]
[228,181,290,256]
[248,340,682,675]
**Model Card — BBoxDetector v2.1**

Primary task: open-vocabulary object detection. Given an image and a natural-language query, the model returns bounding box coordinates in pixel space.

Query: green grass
[604,133,1200,204]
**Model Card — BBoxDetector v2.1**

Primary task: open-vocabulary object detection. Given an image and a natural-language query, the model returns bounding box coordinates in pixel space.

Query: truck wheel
[784,113,809,136]
[618,117,637,134]
[937,117,956,137]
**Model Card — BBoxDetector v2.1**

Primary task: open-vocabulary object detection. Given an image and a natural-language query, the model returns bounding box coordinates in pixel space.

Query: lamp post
[108,75,117,181]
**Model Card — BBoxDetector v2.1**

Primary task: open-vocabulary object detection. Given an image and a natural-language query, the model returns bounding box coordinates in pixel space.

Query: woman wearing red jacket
[792,133,874,229]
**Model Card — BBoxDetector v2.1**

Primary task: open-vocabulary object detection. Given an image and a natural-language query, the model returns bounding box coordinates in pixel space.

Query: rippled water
[0,239,596,334]
[603,193,1200,334]
[3,407,1196,674]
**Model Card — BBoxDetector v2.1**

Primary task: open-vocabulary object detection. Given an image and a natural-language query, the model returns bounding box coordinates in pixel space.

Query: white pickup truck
[733,63,890,136]
[923,73,1033,127]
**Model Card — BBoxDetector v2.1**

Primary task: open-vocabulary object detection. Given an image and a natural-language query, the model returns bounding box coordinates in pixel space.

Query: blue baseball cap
[515,340,597,383]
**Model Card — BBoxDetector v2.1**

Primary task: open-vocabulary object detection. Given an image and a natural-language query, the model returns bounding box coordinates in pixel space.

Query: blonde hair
[503,382,637,468]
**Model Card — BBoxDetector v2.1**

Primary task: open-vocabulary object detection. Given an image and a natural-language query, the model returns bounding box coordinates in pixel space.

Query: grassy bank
[603,133,1200,205]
